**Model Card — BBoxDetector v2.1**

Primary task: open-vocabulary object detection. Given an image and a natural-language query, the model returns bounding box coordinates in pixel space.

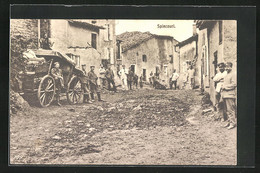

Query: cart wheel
[67,76,83,104]
[37,75,55,107]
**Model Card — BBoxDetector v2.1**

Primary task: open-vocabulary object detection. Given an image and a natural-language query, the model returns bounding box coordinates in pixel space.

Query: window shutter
[104,47,107,59]
[104,25,108,41]
[110,48,114,64]
[109,25,113,41]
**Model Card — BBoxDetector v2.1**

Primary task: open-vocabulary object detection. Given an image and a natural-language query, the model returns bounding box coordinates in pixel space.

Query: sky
[115,20,195,42]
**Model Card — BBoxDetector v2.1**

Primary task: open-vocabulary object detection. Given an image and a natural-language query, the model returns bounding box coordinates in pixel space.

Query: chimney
[193,24,197,35]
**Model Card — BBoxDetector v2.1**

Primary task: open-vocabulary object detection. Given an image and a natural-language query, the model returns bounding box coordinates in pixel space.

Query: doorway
[143,69,146,81]
[130,65,135,73]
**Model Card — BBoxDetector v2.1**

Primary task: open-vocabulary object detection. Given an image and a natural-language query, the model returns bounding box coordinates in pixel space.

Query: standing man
[139,74,144,88]
[88,66,103,102]
[187,66,195,89]
[149,71,153,86]
[170,69,179,90]
[118,65,128,90]
[98,64,106,89]
[133,73,138,89]
[213,63,227,121]
[105,64,117,92]
[51,62,64,106]
[221,62,237,130]
[79,64,92,104]
[127,68,134,90]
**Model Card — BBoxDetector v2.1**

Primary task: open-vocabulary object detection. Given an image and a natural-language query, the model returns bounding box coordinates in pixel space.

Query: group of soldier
[51,62,145,106]
[213,62,237,130]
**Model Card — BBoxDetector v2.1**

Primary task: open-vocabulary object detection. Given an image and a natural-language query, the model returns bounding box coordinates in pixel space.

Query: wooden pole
[38,19,40,48]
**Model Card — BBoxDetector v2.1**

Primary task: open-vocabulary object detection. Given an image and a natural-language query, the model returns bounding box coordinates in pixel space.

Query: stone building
[49,19,116,72]
[195,20,237,105]
[10,19,117,73]
[116,31,179,85]
[175,25,198,88]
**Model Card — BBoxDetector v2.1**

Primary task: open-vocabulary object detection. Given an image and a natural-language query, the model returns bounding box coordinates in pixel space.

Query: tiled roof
[68,20,105,31]
[116,31,176,52]
[175,34,198,48]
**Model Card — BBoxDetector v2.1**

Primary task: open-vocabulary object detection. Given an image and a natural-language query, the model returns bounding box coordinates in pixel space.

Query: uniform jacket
[105,68,114,80]
[119,68,128,79]
[127,71,134,81]
[221,71,236,99]
[88,70,98,85]
[171,72,179,81]
[213,71,227,93]
[51,67,63,80]
[79,70,89,84]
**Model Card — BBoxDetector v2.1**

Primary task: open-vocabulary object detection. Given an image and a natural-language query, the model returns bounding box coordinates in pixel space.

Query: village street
[10,87,236,165]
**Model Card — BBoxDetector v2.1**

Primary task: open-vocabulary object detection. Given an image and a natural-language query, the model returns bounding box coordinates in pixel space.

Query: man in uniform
[187,66,195,89]
[213,62,227,121]
[118,65,128,90]
[170,69,179,90]
[80,64,92,104]
[88,65,103,102]
[221,62,237,130]
[51,62,64,106]
[127,68,134,90]
[105,64,117,92]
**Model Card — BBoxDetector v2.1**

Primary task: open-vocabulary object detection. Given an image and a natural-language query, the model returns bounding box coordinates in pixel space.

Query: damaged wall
[121,37,174,83]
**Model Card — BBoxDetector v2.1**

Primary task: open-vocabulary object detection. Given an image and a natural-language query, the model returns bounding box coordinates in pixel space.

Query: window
[169,55,173,63]
[107,24,110,40]
[143,69,146,81]
[91,33,97,49]
[219,21,223,45]
[142,54,147,62]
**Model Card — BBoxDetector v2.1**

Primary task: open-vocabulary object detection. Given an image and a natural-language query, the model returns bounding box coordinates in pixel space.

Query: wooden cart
[19,49,84,107]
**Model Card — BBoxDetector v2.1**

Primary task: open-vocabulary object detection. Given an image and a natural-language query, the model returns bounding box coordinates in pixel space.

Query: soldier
[80,64,92,104]
[127,68,134,90]
[213,63,227,121]
[51,62,64,106]
[133,73,138,89]
[88,65,103,102]
[170,69,179,90]
[105,64,117,92]
[221,62,237,130]
[118,65,128,90]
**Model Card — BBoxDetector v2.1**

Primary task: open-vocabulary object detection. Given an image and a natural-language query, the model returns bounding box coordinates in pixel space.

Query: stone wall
[121,37,174,84]
[223,20,237,73]
[10,19,38,50]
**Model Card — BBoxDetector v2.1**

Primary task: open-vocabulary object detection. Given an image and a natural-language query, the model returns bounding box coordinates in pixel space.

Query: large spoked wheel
[37,75,56,107]
[67,76,83,104]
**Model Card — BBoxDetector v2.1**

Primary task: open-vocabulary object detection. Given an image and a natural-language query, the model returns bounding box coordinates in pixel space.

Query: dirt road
[10,88,236,165]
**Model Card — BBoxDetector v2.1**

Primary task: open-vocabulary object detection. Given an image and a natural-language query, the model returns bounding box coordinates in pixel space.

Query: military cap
[54,62,60,65]
[90,65,95,68]
[225,62,233,67]
[217,62,225,67]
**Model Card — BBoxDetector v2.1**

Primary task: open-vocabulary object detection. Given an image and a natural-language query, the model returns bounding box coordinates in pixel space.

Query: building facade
[175,31,198,88]
[10,19,117,74]
[49,19,117,72]
[195,20,237,105]
[116,31,179,85]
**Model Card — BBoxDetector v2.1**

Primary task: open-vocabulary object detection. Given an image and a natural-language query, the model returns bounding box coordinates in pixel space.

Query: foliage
[10,34,37,91]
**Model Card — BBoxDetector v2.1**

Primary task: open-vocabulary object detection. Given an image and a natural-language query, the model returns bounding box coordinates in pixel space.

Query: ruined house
[175,25,198,88]
[116,31,179,84]
[10,19,117,73]
[195,20,237,105]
